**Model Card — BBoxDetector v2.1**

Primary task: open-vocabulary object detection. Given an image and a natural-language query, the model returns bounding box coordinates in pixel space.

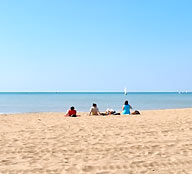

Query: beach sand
[0,108,192,174]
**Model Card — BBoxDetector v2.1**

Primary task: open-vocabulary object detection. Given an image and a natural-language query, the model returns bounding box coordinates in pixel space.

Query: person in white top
[89,103,100,115]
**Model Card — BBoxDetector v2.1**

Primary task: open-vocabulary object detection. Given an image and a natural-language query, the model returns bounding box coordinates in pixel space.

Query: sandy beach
[0,108,192,174]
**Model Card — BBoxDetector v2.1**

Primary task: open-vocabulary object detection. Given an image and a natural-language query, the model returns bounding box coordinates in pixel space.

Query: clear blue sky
[0,0,191,92]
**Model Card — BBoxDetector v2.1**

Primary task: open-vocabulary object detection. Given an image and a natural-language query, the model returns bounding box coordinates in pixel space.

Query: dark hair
[93,103,97,107]
[71,106,75,110]
[124,100,128,105]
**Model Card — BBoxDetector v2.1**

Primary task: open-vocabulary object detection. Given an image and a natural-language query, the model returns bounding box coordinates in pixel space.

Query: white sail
[124,88,127,95]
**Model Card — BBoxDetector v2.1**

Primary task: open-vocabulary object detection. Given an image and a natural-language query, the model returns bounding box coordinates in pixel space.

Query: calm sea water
[0,92,192,114]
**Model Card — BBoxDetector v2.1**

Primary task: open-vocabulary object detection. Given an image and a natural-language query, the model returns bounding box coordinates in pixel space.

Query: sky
[0,0,191,92]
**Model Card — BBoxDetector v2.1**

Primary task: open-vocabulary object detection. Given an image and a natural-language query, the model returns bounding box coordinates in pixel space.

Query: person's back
[68,109,76,116]
[122,104,130,114]
[122,100,132,115]
[66,106,77,117]
[89,103,100,115]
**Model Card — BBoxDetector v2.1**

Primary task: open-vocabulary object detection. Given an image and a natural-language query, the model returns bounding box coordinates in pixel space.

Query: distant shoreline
[0,92,191,94]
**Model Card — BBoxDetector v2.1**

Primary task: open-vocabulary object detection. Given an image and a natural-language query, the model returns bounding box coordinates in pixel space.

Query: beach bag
[132,110,140,115]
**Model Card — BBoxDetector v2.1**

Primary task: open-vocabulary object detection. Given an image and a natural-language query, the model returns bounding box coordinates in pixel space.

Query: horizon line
[0,91,191,93]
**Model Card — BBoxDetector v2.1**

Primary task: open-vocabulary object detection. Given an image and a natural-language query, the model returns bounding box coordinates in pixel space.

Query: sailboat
[124,87,127,95]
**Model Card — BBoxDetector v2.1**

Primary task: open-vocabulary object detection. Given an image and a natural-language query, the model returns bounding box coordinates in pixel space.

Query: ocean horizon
[0,92,192,114]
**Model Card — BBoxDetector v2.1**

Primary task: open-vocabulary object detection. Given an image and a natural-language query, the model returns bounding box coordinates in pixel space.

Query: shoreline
[0,107,191,115]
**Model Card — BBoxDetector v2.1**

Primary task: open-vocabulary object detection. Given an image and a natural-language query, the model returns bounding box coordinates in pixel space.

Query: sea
[0,92,192,114]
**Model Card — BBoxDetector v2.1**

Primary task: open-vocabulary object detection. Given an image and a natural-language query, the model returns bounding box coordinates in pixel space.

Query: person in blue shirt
[122,100,132,115]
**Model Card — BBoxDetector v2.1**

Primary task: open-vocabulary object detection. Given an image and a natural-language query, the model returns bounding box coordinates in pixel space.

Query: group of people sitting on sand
[65,100,140,117]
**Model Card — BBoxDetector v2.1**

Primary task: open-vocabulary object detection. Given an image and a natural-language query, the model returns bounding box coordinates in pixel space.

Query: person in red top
[66,106,77,117]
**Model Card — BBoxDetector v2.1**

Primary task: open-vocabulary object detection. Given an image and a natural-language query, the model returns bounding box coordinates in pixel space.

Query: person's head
[93,103,97,107]
[70,106,75,110]
[124,100,128,105]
